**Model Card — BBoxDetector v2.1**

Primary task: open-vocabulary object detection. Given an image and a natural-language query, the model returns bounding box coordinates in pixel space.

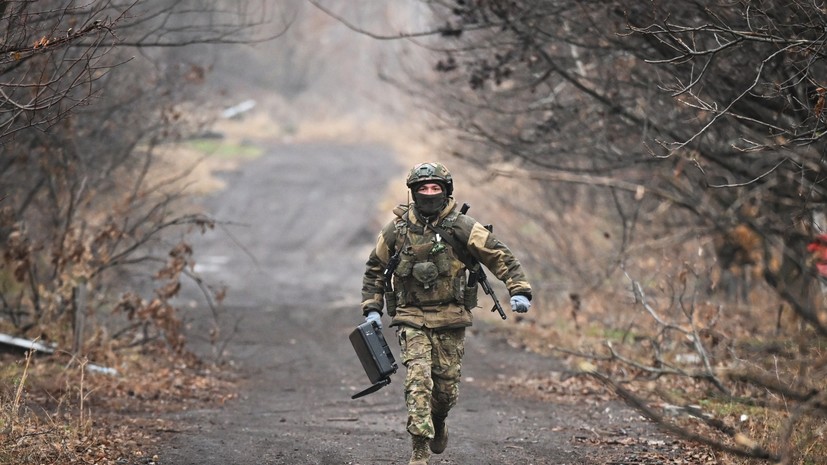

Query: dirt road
[157,142,675,464]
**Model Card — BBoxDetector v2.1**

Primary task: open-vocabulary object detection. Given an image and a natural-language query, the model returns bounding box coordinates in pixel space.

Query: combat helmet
[406,162,453,196]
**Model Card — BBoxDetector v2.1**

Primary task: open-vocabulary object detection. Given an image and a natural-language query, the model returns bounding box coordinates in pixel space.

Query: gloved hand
[365,310,382,329]
[510,295,531,313]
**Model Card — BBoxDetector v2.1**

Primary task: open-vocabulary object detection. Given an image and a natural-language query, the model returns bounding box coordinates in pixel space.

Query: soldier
[361,162,533,465]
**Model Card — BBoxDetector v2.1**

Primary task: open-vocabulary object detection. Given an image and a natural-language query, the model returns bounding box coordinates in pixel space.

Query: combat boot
[430,415,448,454]
[409,435,431,465]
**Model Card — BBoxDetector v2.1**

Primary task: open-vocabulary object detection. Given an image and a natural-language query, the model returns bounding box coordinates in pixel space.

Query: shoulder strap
[388,205,414,254]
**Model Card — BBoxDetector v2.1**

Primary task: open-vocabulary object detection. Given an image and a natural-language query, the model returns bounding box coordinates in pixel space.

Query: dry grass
[492,244,827,464]
[0,346,236,465]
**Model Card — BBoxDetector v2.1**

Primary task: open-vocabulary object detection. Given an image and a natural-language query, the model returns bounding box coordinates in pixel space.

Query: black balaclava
[413,183,448,219]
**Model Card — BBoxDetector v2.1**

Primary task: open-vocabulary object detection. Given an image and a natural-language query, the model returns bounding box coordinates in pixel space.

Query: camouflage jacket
[361,198,532,329]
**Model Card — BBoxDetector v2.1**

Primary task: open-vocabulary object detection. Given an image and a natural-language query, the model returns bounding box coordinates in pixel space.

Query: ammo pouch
[463,281,478,310]
[396,253,413,276]
[434,252,451,275]
[384,290,397,317]
[412,261,439,288]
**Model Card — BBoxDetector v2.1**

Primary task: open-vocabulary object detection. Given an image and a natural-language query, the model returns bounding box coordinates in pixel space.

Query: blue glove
[365,310,382,329]
[510,295,531,313]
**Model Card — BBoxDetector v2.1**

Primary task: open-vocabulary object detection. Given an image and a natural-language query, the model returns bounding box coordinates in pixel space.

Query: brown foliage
[0,348,237,465]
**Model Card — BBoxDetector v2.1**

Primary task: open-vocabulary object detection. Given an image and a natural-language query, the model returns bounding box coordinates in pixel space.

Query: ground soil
[153,141,695,465]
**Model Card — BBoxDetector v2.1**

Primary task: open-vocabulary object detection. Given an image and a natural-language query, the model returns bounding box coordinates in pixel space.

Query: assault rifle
[460,203,507,320]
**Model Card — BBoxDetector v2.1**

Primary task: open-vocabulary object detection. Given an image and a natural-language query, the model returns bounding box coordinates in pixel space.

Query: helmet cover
[405,162,453,196]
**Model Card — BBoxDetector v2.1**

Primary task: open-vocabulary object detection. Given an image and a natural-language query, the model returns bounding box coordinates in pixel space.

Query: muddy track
[157,143,675,465]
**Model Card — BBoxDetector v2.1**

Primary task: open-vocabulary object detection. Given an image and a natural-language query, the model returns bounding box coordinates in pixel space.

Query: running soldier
[361,162,533,464]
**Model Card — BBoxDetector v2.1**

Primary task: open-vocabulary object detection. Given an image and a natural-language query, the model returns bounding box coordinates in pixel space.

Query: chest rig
[391,208,468,309]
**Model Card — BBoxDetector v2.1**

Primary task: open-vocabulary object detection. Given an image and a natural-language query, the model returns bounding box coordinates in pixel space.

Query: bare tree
[0,0,280,354]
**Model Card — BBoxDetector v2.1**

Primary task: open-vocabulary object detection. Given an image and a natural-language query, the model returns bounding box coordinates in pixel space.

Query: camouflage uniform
[362,182,532,442]
[398,326,464,437]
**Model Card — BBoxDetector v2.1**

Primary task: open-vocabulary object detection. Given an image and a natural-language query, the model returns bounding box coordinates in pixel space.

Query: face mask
[413,192,447,217]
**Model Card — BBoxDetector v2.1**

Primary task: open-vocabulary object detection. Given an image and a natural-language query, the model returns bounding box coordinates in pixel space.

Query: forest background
[2,1,827,464]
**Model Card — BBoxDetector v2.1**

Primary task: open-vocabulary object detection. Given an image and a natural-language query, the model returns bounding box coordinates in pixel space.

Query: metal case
[349,321,398,399]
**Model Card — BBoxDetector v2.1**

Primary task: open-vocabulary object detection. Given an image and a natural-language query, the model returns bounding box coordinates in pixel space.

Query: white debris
[221,99,256,119]
[85,364,119,376]
[675,353,701,365]
[0,333,55,354]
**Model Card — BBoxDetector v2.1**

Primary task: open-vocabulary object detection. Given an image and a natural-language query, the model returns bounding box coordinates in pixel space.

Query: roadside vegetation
[0,2,277,463]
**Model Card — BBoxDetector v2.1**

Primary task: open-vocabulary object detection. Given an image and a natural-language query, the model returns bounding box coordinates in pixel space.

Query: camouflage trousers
[397,326,466,438]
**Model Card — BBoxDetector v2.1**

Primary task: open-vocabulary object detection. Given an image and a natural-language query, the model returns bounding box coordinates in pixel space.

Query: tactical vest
[387,208,470,310]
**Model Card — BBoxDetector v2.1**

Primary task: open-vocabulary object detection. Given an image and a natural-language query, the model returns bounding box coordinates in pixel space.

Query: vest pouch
[463,282,479,310]
[384,290,397,316]
[412,262,439,288]
[395,253,413,277]
[396,289,407,307]
[434,251,451,276]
